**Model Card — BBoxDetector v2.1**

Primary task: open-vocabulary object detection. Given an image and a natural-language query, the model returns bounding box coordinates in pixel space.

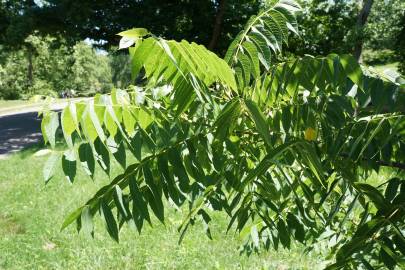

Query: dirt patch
[0,214,25,235]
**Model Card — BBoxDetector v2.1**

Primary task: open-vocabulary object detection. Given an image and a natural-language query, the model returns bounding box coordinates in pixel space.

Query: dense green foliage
[1,0,404,60]
[0,0,262,54]
[288,0,357,56]
[0,49,27,99]
[41,1,405,269]
[69,42,112,96]
[110,52,133,89]
[396,13,405,74]
[288,0,405,65]
[0,35,131,99]
[364,0,405,67]
[365,0,405,52]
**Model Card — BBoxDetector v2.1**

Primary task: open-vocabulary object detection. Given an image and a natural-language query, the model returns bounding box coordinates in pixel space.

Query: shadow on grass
[5,129,68,160]
[17,143,46,159]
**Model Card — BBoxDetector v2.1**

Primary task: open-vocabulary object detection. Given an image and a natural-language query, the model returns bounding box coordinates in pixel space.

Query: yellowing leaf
[304,127,317,141]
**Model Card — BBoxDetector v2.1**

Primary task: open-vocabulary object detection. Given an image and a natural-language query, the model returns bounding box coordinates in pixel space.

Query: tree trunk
[208,0,227,51]
[353,0,374,62]
[27,46,34,92]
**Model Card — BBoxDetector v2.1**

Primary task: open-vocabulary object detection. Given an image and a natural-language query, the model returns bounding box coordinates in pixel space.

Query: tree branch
[372,160,405,170]
[340,153,405,170]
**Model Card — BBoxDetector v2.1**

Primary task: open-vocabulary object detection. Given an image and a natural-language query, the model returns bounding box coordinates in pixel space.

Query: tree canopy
[0,0,262,54]
[2,0,404,59]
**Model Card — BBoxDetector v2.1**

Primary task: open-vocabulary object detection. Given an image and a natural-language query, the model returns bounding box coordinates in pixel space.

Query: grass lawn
[0,100,33,109]
[0,99,50,115]
[371,62,400,74]
[0,146,323,270]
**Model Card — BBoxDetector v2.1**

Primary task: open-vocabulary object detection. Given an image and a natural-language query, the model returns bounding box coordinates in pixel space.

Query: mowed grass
[0,99,46,115]
[371,62,400,74]
[0,100,32,109]
[0,146,323,270]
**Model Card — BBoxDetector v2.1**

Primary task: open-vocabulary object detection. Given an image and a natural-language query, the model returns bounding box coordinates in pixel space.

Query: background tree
[0,0,262,55]
[0,49,28,99]
[2,0,403,65]
[0,0,37,47]
[284,0,405,65]
[353,0,374,61]
[0,35,114,99]
[361,0,405,66]
[395,11,405,74]
[287,0,358,56]
[208,0,228,50]
[68,42,112,96]
[0,34,65,99]
[365,0,405,52]
[110,51,132,89]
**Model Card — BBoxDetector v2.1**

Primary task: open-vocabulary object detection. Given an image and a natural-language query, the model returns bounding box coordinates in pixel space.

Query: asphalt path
[0,112,43,158]
[0,98,91,159]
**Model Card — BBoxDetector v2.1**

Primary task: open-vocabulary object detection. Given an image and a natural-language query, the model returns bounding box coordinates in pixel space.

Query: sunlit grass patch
[0,146,322,270]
